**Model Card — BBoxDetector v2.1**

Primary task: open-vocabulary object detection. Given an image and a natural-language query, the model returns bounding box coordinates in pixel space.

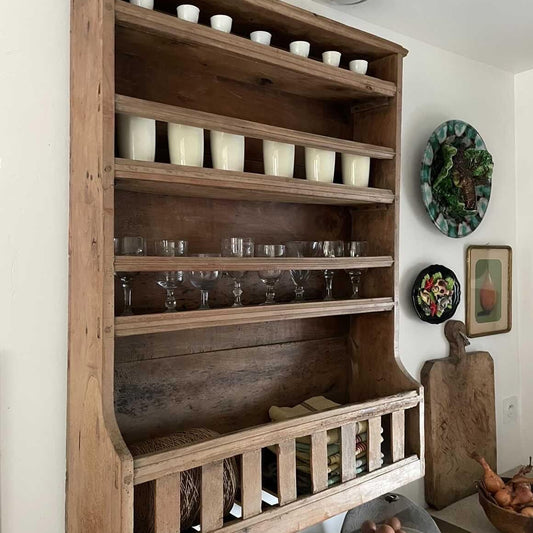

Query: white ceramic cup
[305,148,336,183]
[210,14,233,33]
[349,59,369,75]
[177,4,200,23]
[117,114,156,162]
[342,154,371,187]
[322,51,341,67]
[250,31,272,46]
[168,123,204,167]
[290,41,310,58]
[129,0,154,8]
[210,131,245,171]
[263,141,295,178]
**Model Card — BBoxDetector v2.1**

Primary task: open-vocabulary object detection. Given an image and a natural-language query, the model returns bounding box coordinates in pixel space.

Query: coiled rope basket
[130,428,239,532]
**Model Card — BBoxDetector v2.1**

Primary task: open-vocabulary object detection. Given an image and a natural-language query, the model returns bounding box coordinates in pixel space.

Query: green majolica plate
[420,120,493,238]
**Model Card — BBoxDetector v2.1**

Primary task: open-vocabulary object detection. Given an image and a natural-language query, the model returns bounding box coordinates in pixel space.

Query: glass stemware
[344,241,368,299]
[154,239,188,312]
[256,244,285,305]
[189,254,221,310]
[114,236,146,316]
[221,237,255,307]
[320,240,344,301]
[286,241,320,302]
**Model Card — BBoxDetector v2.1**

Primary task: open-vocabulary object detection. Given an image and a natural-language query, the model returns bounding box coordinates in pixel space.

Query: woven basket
[130,428,238,532]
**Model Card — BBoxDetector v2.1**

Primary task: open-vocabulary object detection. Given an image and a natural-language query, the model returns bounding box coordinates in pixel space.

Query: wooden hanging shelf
[115,160,395,206]
[114,297,395,336]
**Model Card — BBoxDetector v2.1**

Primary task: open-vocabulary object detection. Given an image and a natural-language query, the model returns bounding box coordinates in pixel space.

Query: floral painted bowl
[411,264,461,324]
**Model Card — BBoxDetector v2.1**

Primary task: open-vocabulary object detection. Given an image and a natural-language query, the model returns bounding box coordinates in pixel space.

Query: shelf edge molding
[115,95,395,160]
[115,159,395,206]
[114,297,395,336]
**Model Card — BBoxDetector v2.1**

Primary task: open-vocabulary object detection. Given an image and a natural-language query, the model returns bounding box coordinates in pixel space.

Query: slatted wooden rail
[132,391,422,533]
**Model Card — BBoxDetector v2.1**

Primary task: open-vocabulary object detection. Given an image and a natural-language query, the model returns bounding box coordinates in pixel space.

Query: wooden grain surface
[422,320,496,510]
[311,431,329,493]
[277,441,297,505]
[241,451,263,519]
[153,473,181,533]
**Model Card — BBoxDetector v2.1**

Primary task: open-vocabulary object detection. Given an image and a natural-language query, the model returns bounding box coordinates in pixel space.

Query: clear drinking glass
[221,237,255,307]
[286,241,320,302]
[114,236,146,316]
[154,239,188,312]
[256,244,285,305]
[189,254,221,310]
[344,241,368,299]
[320,240,344,301]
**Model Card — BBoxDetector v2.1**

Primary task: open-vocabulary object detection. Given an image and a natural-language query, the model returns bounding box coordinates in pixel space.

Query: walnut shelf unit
[115,160,395,206]
[69,0,423,531]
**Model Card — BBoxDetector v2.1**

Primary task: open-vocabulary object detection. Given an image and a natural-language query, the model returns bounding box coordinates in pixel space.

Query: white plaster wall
[0,1,69,532]
[515,69,533,459]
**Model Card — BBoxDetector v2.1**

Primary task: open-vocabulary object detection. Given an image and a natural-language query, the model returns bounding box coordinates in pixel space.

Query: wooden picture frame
[466,246,512,337]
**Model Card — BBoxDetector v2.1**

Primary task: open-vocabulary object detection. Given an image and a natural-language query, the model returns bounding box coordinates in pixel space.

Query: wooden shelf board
[114,256,394,273]
[115,1,398,103]
[115,159,395,206]
[115,297,395,336]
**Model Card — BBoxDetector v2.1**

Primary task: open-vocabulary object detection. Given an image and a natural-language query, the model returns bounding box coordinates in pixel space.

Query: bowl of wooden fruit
[473,453,533,533]
[360,518,422,533]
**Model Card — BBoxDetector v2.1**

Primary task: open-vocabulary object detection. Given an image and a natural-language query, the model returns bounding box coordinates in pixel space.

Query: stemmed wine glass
[256,244,285,305]
[154,239,188,312]
[344,241,368,299]
[221,237,255,307]
[286,241,320,302]
[320,240,344,301]
[114,236,146,316]
[189,254,221,310]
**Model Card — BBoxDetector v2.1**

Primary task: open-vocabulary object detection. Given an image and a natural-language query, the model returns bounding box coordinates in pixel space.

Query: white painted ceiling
[325,0,533,73]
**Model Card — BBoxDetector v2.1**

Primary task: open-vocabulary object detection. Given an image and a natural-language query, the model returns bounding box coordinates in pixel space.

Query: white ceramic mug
[177,4,200,23]
[129,0,154,8]
[210,14,233,33]
[250,31,272,46]
[349,59,369,75]
[263,141,295,178]
[342,154,371,187]
[290,41,310,58]
[305,148,336,183]
[168,123,204,167]
[322,51,341,67]
[117,114,156,162]
[210,131,245,171]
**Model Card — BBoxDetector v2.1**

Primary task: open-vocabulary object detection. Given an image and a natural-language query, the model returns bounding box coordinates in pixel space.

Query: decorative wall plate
[411,264,461,324]
[420,120,493,238]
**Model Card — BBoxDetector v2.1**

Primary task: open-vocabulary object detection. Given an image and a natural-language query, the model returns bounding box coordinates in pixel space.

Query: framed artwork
[466,246,512,337]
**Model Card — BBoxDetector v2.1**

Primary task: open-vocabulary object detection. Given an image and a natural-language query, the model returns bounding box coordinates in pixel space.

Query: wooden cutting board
[422,320,496,510]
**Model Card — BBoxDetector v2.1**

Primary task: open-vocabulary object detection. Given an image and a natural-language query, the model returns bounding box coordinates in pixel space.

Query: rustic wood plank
[115,159,395,207]
[115,95,395,159]
[310,431,329,493]
[241,451,263,519]
[154,473,181,533]
[367,417,382,472]
[115,2,398,103]
[277,441,297,505]
[133,392,421,484]
[201,461,224,532]
[115,298,394,337]
[391,410,405,463]
[341,423,357,482]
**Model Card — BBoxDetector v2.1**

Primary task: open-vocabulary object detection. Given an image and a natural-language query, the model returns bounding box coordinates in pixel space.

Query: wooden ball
[386,517,402,530]
[376,526,396,533]
[361,520,377,533]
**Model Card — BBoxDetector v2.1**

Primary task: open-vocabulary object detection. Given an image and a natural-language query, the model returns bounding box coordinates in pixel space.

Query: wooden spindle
[310,430,328,493]
[241,450,262,519]
[276,440,297,505]
[391,409,405,462]
[201,461,224,532]
[154,473,181,533]
[341,422,357,482]
[367,417,382,472]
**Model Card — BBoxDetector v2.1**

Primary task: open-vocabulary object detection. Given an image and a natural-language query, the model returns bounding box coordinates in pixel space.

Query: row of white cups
[117,115,372,186]
[128,0,370,75]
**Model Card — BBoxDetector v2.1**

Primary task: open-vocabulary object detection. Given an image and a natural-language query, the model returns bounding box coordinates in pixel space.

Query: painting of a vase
[475,259,502,322]
[479,270,497,313]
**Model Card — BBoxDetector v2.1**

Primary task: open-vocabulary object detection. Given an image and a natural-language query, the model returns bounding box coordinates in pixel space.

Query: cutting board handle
[445,320,471,363]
